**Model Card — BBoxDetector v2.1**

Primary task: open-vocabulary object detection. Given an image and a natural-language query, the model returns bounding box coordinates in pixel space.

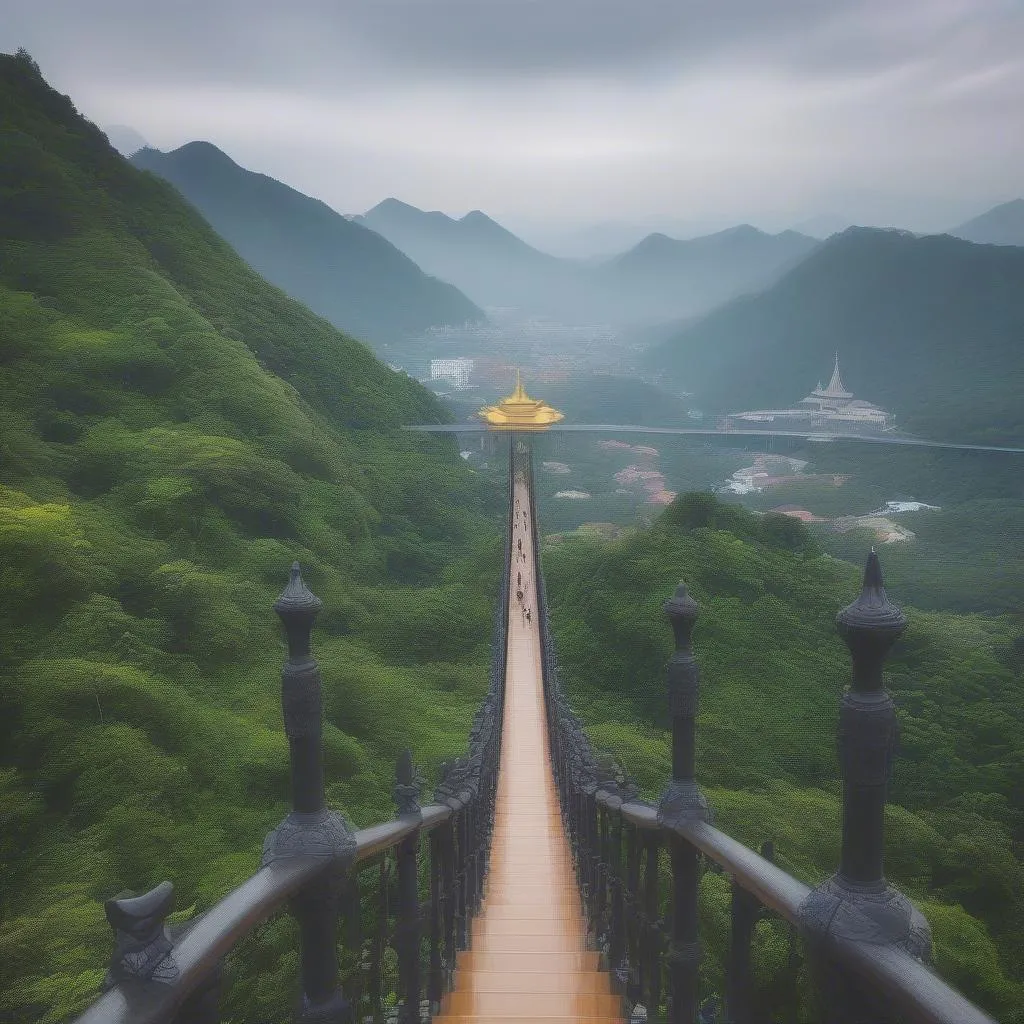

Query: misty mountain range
[950,199,1024,247]
[357,198,824,324]
[646,227,1024,444]
[130,143,484,343]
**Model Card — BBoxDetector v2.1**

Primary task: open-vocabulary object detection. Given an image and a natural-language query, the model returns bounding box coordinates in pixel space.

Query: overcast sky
[4,0,1023,247]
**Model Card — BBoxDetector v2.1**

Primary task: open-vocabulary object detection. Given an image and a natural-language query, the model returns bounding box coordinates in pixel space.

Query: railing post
[798,551,931,1023]
[657,584,711,1024]
[394,749,423,1024]
[263,563,357,1024]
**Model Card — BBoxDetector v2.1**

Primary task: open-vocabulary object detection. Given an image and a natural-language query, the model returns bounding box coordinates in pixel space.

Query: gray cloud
[2,0,1022,235]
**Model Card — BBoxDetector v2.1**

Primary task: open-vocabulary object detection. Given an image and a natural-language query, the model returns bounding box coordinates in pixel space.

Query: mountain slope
[131,144,483,343]
[0,49,500,1022]
[950,198,1024,247]
[597,224,820,321]
[647,228,1024,443]
[357,198,583,313]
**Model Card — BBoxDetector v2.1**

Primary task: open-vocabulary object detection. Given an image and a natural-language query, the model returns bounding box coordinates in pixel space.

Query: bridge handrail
[68,436,516,1024]
[72,805,459,1024]
[521,441,997,1024]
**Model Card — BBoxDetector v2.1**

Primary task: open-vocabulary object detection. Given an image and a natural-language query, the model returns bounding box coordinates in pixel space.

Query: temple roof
[811,354,853,399]
[477,371,564,430]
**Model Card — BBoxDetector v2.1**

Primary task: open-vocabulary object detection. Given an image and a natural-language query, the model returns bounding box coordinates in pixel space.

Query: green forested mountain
[542,493,1023,1022]
[646,228,1024,443]
[130,143,484,345]
[0,50,501,1022]
[951,198,1024,247]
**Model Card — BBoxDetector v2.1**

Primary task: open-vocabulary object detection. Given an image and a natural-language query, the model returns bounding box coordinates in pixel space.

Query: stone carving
[657,780,712,828]
[799,875,932,959]
[102,881,179,989]
[262,808,357,869]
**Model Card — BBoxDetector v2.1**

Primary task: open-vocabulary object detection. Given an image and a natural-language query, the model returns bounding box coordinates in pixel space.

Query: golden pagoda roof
[477,370,564,430]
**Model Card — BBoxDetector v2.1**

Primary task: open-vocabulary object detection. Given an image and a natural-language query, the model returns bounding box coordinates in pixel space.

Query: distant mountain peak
[951,198,1024,247]
[368,197,425,216]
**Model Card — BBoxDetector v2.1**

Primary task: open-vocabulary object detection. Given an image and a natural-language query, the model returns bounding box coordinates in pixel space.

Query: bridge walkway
[434,472,623,1023]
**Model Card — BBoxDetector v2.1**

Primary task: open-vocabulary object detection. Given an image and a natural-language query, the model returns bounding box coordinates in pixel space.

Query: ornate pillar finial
[799,551,930,1013]
[102,881,178,990]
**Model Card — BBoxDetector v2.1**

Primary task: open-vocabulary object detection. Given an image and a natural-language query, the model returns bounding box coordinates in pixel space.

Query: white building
[726,356,891,434]
[430,358,474,389]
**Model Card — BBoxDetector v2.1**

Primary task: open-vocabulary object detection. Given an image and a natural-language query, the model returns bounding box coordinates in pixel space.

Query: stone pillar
[657,584,711,1024]
[262,563,357,1024]
[799,552,931,1023]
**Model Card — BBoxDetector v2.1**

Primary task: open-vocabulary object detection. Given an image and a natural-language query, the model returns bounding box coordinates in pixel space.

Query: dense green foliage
[648,227,1024,443]
[731,442,1024,616]
[131,143,484,346]
[541,492,1023,1022]
[0,50,502,1022]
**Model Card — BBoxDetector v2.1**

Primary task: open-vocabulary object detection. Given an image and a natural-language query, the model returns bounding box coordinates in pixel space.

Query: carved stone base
[657,780,712,828]
[262,809,357,869]
[799,874,931,956]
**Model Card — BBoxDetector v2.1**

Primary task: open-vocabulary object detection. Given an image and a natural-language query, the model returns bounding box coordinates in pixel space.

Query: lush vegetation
[730,442,1024,616]
[541,492,1023,1022]
[131,143,484,347]
[648,227,1024,443]
[0,50,503,1023]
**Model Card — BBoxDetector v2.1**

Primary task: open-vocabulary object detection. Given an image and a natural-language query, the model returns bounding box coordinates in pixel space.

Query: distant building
[477,371,564,431]
[725,355,891,434]
[868,500,940,515]
[430,358,474,389]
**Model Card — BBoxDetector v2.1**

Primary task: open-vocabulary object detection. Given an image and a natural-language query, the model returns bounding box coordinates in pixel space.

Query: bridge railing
[69,438,514,1024]
[522,446,995,1024]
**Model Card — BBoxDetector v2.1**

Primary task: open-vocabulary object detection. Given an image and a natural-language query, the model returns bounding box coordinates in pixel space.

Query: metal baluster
[369,860,387,1023]
[428,829,444,1013]
[394,750,423,1024]
[625,822,643,1006]
[262,564,357,1024]
[609,798,626,987]
[657,584,711,1024]
[646,837,663,1024]
[725,864,762,1024]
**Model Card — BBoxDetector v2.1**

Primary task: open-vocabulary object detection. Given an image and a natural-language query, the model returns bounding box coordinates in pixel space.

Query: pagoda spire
[824,352,851,397]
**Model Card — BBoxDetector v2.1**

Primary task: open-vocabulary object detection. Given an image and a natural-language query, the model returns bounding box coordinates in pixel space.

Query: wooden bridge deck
[435,475,624,1023]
